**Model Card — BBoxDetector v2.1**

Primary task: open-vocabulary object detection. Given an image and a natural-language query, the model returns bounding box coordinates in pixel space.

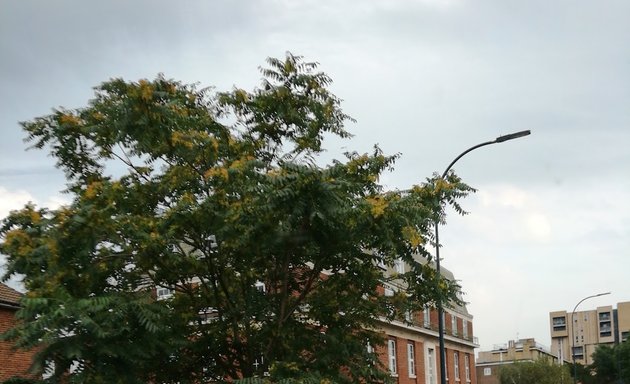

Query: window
[462,319,468,339]
[255,281,266,293]
[599,313,612,337]
[198,307,218,324]
[405,310,414,324]
[452,315,458,336]
[427,348,436,384]
[366,341,375,366]
[484,367,491,376]
[407,342,416,377]
[156,287,173,300]
[394,258,405,274]
[573,346,584,358]
[465,354,471,382]
[424,305,431,328]
[552,316,567,331]
[375,252,387,270]
[388,339,397,375]
[454,352,460,381]
[445,352,448,382]
[622,331,629,341]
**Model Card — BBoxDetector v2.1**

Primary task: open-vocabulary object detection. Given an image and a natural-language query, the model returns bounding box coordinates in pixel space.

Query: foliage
[587,339,630,384]
[0,53,472,383]
[1,378,45,384]
[498,357,571,384]
[570,363,596,384]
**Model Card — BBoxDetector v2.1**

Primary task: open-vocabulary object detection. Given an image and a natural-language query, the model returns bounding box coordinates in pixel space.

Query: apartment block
[549,301,630,365]
[476,338,563,384]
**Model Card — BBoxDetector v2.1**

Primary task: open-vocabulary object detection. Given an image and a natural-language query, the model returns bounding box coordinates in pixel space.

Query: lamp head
[495,130,531,143]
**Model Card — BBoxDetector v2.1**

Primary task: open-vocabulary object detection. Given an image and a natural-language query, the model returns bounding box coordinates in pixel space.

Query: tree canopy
[1,53,472,383]
[498,358,570,384]
[583,339,630,384]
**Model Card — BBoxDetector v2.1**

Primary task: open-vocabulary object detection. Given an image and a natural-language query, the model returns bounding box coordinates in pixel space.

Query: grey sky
[1,0,629,353]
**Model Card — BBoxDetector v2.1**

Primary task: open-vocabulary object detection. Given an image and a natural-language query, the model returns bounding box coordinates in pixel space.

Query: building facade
[376,260,478,384]
[549,301,630,366]
[0,282,38,382]
[475,338,563,384]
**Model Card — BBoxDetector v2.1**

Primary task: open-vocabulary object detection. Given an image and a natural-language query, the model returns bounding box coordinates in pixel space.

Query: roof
[415,257,470,316]
[0,282,23,306]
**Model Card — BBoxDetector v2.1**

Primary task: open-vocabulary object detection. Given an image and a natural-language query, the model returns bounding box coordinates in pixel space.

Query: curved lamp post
[571,292,611,384]
[434,130,531,384]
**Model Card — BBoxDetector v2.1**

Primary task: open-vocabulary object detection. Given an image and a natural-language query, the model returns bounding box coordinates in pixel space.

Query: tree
[588,340,630,384]
[0,53,472,383]
[498,358,571,384]
[571,363,596,384]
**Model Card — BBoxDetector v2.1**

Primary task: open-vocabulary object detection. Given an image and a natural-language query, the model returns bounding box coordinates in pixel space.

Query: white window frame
[407,342,416,377]
[427,347,436,384]
[462,319,468,339]
[384,287,395,297]
[454,351,460,381]
[484,367,491,376]
[452,314,458,336]
[405,309,413,323]
[394,257,405,274]
[465,354,471,382]
[424,305,431,328]
[443,351,448,382]
[156,286,173,300]
[376,252,387,270]
[255,281,266,293]
[388,339,397,375]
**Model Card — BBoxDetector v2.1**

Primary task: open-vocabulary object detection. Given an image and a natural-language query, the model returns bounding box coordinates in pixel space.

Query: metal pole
[434,130,530,384]
[571,292,611,384]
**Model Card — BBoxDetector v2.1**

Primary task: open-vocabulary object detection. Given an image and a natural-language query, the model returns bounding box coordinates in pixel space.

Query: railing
[401,319,479,344]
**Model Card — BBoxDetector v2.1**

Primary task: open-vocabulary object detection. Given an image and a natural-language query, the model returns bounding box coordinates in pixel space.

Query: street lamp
[571,292,611,384]
[434,130,531,384]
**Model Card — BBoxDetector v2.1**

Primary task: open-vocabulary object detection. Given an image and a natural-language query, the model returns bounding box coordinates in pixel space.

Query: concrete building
[475,338,563,384]
[549,301,630,366]
[0,282,38,382]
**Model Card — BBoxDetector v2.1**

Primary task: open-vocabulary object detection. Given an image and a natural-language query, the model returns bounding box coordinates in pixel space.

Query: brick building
[156,257,479,383]
[0,282,37,382]
[375,261,478,384]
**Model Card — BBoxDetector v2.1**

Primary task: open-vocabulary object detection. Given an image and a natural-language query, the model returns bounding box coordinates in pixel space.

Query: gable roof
[0,282,23,307]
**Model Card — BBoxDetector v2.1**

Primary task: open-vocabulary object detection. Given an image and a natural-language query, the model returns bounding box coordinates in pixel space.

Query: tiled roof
[0,282,23,306]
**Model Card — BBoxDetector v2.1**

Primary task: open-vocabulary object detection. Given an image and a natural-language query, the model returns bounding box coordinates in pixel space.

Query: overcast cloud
[1,0,629,353]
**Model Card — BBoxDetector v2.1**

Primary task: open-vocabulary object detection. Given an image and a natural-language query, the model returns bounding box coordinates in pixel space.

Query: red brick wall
[476,365,499,384]
[378,335,477,384]
[396,339,425,384]
[0,307,38,381]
